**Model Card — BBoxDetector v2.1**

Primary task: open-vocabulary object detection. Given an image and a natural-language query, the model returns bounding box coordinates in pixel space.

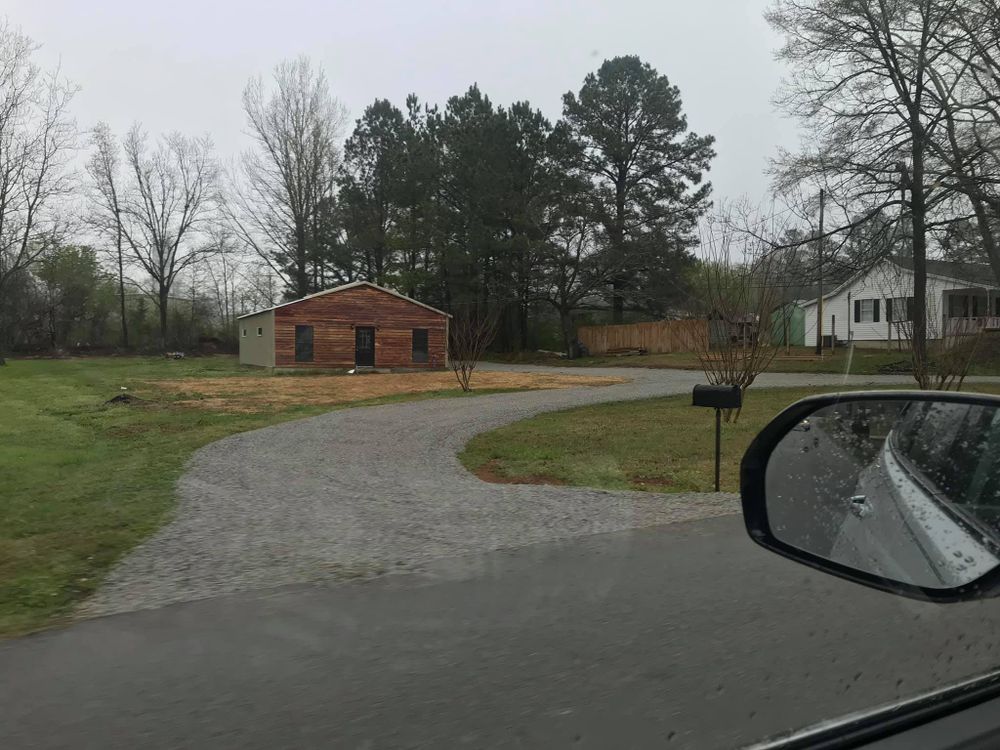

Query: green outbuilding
[771,304,806,347]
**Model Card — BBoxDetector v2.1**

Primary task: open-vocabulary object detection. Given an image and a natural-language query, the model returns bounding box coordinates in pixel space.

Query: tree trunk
[116,216,129,349]
[158,286,170,352]
[910,141,929,387]
[48,301,56,349]
[520,299,529,351]
[943,110,1000,287]
[0,278,9,362]
[559,308,576,359]
[611,177,627,323]
[975,198,1000,287]
[295,222,310,296]
[611,280,624,323]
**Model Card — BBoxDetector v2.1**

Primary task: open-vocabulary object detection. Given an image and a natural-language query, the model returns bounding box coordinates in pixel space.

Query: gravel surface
[80,364,918,617]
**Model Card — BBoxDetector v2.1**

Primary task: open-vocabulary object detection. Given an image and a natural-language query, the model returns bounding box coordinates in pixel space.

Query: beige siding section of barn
[238,310,275,367]
[577,320,708,355]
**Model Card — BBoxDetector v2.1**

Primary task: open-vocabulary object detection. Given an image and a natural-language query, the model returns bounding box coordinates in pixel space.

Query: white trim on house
[236,280,452,320]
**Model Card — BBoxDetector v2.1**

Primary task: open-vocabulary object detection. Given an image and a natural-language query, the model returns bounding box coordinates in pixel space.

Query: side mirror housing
[741,391,1000,602]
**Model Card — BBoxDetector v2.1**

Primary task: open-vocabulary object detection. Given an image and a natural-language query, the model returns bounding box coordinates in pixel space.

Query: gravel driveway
[80,364,917,617]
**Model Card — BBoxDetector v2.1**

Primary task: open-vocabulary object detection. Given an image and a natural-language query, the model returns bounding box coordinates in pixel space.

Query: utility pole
[815,188,825,356]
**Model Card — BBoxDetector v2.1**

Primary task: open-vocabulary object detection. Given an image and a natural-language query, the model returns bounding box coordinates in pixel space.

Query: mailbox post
[692,384,743,491]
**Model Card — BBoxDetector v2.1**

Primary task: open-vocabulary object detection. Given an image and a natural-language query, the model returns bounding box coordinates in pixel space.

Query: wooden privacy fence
[577,319,708,355]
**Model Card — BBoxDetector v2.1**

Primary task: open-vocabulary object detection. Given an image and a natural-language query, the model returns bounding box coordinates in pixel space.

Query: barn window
[257,326,263,337]
[412,328,429,363]
[295,325,314,362]
[241,328,247,337]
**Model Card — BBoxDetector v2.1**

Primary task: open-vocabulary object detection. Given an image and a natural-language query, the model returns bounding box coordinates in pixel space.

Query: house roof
[796,277,854,307]
[798,257,1000,307]
[892,256,996,286]
[236,280,451,320]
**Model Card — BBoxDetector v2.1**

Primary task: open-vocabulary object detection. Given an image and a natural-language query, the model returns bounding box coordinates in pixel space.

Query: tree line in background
[0,19,715,356]
[9,0,1000,374]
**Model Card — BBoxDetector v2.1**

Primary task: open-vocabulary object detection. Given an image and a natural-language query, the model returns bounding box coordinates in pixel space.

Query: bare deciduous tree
[236,264,281,313]
[694,215,787,421]
[449,306,499,392]
[195,229,285,341]
[228,57,347,299]
[86,122,129,347]
[768,0,961,378]
[0,22,76,353]
[923,0,1000,283]
[119,125,219,350]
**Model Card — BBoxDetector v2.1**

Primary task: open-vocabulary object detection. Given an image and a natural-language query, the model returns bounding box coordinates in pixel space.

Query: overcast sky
[9,0,797,204]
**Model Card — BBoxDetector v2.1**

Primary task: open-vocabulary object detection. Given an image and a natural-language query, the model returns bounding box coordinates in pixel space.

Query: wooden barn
[237,281,449,370]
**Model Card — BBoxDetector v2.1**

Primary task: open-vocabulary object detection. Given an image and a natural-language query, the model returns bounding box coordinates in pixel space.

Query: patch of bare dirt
[143,370,624,413]
[473,459,569,486]
[104,393,150,406]
[628,475,676,489]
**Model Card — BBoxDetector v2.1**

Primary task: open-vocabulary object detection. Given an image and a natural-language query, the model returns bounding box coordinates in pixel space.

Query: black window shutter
[885,298,893,323]
[907,297,915,322]
[873,299,881,323]
[854,300,861,323]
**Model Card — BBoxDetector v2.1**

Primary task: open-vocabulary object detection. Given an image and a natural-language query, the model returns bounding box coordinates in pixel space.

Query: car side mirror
[740,391,1000,602]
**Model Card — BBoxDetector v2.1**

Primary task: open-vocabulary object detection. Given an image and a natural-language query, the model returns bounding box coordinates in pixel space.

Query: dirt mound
[104,393,149,406]
[876,360,913,374]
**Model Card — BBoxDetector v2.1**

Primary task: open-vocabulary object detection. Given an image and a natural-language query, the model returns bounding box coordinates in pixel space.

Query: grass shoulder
[460,383,1000,496]
[0,355,610,637]
[487,346,1000,376]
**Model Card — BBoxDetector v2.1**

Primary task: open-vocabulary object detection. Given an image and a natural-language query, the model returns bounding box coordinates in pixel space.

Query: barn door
[355,326,375,367]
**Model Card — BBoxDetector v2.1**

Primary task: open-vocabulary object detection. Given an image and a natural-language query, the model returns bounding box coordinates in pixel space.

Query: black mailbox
[692,384,742,410]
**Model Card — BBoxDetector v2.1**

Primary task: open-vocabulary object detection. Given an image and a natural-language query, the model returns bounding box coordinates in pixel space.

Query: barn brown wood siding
[273,285,448,368]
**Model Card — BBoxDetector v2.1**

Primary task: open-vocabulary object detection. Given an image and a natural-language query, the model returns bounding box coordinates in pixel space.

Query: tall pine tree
[562,56,715,322]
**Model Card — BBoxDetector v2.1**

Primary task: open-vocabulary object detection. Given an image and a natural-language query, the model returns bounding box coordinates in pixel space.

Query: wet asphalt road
[5,515,1000,750]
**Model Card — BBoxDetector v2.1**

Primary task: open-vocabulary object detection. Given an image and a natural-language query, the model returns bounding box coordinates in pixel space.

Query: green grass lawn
[0,356,516,637]
[460,383,1000,496]
[488,345,1000,376]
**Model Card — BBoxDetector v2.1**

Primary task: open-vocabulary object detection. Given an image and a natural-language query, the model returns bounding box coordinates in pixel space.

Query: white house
[799,258,1000,347]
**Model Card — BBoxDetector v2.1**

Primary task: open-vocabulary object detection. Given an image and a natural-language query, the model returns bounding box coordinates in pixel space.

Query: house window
[295,325,314,362]
[889,297,913,323]
[947,294,990,319]
[855,298,879,323]
[860,299,874,322]
[242,328,247,337]
[412,328,429,363]
[257,326,263,337]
